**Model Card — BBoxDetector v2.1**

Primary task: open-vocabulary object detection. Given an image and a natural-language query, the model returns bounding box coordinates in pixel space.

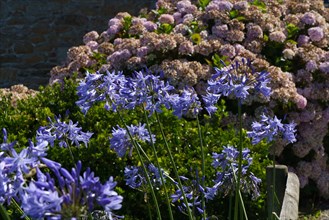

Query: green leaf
[198,0,211,10]
[190,33,202,44]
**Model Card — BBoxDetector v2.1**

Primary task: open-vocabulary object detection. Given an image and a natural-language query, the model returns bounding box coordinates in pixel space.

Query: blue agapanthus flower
[0,128,49,205]
[124,163,166,189]
[110,123,156,158]
[203,58,271,115]
[36,116,93,148]
[21,160,123,219]
[210,146,261,199]
[247,114,297,145]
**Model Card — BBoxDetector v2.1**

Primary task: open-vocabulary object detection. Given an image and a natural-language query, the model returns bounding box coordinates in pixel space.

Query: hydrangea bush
[49,0,329,199]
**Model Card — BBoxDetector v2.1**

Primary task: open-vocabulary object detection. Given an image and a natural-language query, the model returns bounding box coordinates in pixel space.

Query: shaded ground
[298,199,329,220]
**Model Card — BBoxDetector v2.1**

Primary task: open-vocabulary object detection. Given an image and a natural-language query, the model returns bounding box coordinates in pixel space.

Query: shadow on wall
[0,0,156,89]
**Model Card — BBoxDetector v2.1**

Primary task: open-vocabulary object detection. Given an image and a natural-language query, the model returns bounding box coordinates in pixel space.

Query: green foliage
[156,23,174,34]
[1,76,271,219]
[205,54,230,68]
[250,0,267,13]
[229,10,246,22]
[198,0,211,10]
[286,23,300,40]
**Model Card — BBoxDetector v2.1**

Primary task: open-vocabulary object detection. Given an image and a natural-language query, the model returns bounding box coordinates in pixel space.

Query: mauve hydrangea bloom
[234,1,248,10]
[142,21,157,32]
[110,123,155,158]
[247,114,297,145]
[203,59,271,115]
[108,49,132,65]
[319,62,329,73]
[297,35,310,46]
[305,60,318,72]
[159,14,175,24]
[211,146,261,199]
[86,41,98,51]
[36,116,93,148]
[269,31,286,43]
[206,0,233,11]
[83,31,99,44]
[301,12,316,25]
[212,24,228,38]
[308,27,324,42]
[21,161,123,219]
[176,0,197,14]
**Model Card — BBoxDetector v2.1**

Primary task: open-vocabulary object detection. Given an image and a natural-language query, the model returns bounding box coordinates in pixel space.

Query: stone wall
[0,0,155,89]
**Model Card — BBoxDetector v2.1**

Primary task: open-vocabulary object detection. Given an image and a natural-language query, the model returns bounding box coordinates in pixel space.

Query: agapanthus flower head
[124,163,166,189]
[247,113,297,145]
[110,123,155,158]
[36,115,93,148]
[21,160,123,219]
[211,145,261,199]
[76,71,106,114]
[203,58,271,115]
[171,86,202,118]
[170,172,205,216]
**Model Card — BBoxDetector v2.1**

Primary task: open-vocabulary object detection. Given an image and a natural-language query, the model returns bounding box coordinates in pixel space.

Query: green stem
[234,100,243,220]
[228,195,232,220]
[117,111,162,220]
[154,111,194,220]
[12,199,31,220]
[231,164,248,220]
[196,115,207,220]
[271,152,276,220]
[0,204,10,220]
[143,108,174,220]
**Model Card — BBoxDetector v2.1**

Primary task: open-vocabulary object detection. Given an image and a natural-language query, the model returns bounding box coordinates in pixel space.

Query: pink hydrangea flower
[269,31,286,43]
[159,14,175,24]
[295,94,307,109]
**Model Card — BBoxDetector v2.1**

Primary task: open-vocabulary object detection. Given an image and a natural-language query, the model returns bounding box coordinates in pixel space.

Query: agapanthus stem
[271,151,276,220]
[196,115,207,220]
[11,198,31,220]
[117,111,162,220]
[154,111,194,220]
[0,204,10,220]
[143,107,174,220]
[231,164,248,220]
[234,99,243,220]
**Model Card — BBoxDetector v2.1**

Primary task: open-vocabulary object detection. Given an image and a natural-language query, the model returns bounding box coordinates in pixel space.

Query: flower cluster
[247,114,297,146]
[21,160,123,219]
[203,59,271,115]
[110,123,155,158]
[124,163,166,189]
[210,146,261,200]
[0,128,48,204]
[77,69,202,118]
[49,0,329,197]
[36,115,93,148]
